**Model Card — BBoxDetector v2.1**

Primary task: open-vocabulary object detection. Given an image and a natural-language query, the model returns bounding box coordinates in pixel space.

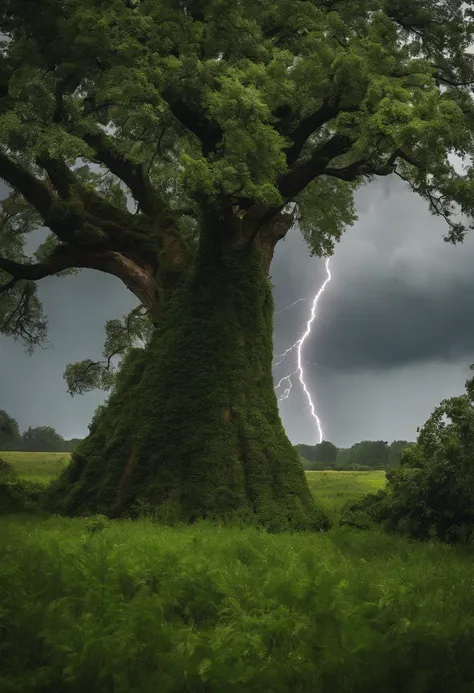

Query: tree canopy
[1,0,474,393]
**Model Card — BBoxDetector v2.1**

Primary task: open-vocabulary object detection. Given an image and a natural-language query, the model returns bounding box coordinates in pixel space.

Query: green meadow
[2,454,474,692]
[1,451,71,484]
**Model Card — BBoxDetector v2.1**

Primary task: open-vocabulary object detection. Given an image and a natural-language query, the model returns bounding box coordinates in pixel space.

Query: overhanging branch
[0,245,160,310]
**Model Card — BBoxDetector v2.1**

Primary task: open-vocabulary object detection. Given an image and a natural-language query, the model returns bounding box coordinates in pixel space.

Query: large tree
[1,0,474,528]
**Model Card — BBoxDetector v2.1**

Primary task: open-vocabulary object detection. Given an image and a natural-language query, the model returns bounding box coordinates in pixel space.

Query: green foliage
[0,410,21,450]
[0,455,17,483]
[0,456,46,514]
[344,365,474,544]
[64,306,153,395]
[388,439,412,468]
[3,515,474,692]
[344,440,390,469]
[21,425,66,453]
[296,440,338,467]
[298,440,412,471]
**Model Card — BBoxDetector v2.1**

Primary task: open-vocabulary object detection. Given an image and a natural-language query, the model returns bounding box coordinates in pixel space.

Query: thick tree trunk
[45,227,328,532]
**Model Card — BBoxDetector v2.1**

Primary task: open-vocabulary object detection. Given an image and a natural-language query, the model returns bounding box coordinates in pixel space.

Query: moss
[45,227,328,532]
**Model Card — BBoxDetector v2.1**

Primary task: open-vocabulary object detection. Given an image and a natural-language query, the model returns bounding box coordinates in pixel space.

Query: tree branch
[0,245,160,310]
[0,150,93,244]
[278,133,353,198]
[282,100,359,166]
[163,91,222,156]
[35,153,150,243]
[0,150,54,219]
[81,131,161,217]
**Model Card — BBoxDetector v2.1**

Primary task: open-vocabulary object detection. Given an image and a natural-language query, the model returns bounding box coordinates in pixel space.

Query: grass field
[1,453,474,691]
[1,451,387,522]
[305,470,386,520]
[0,450,71,483]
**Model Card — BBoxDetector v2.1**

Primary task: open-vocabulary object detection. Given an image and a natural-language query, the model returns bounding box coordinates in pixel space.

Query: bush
[340,489,390,530]
[0,458,46,514]
[0,457,17,483]
[348,367,474,545]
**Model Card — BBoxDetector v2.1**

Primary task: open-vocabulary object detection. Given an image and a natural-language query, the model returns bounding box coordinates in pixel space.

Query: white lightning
[275,297,308,315]
[273,257,332,444]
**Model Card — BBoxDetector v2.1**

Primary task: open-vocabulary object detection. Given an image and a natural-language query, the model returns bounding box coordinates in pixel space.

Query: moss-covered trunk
[46,227,328,531]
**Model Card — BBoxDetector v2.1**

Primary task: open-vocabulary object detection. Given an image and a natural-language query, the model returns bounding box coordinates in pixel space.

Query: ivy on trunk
[46,227,327,529]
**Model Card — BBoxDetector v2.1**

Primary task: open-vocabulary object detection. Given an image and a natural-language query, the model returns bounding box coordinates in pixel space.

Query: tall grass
[1,514,474,692]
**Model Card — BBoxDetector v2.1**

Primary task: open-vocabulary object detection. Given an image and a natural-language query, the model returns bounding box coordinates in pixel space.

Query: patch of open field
[1,452,387,521]
[305,469,386,521]
[0,451,71,484]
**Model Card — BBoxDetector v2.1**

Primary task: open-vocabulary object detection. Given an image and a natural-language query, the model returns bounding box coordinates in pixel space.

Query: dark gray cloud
[2,175,474,448]
[271,176,474,445]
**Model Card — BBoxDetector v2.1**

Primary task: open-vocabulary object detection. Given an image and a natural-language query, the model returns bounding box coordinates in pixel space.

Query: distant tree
[295,441,337,466]
[349,441,389,469]
[61,438,83,452]
[388,440,412,468]
[335,448,352,470]
[295,444,318,464]
[0,411,21,450]
[315,441,338,464]
[21,426,65,453]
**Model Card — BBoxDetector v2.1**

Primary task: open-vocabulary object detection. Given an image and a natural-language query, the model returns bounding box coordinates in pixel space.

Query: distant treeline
[295,440,412,471]
[0,410,82,453]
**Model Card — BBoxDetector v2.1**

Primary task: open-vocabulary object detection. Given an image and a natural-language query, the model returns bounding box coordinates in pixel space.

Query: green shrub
[0,457,17,483]
[348,368,474,545]
[0,457,46,514]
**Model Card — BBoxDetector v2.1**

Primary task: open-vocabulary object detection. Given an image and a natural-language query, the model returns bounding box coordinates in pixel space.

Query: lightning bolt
[273,257,332,444]
[275,297,308,315]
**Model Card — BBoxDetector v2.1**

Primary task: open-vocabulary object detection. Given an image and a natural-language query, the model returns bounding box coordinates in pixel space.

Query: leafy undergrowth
[1,515,474,693]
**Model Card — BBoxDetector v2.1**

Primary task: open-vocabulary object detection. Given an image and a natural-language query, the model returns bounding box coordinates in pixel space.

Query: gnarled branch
[0,244,161,310]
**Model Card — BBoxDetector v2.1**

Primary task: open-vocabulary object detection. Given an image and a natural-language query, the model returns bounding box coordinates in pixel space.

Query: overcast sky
[2,174,474,448]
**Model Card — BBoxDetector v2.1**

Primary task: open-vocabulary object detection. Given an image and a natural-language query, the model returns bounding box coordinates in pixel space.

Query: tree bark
[45,225,328,532]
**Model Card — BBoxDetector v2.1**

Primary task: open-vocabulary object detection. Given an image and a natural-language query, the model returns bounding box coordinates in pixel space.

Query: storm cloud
[2,175,474,448]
